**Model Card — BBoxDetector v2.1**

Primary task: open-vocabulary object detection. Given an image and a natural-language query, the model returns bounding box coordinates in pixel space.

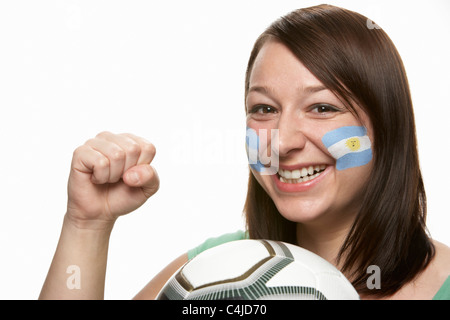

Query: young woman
[39,4,450,300]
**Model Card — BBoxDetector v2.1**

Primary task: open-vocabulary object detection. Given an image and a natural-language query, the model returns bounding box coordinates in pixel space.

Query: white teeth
[277,165,327,184]
[284,170,292,179]
[301,167,308,177]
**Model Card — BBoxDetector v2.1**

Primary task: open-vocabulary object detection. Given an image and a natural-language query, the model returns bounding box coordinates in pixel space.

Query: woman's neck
[295,214,355,269]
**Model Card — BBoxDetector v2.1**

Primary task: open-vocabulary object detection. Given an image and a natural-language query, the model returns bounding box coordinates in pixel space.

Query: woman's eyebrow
[248,84,328,95]
[248,85,272,94]
[303,85,327,94]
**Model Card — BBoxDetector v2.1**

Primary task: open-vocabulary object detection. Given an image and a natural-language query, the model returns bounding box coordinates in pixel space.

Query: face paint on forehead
[321,126,372,170]
[246,127,279,175]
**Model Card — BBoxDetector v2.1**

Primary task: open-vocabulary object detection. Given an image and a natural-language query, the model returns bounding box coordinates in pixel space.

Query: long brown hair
[243,4,435,297]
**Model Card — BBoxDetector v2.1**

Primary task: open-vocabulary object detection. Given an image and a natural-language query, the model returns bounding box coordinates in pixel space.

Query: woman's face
[246,40,374,227]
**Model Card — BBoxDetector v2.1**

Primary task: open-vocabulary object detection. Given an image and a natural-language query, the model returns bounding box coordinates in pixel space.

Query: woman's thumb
[124,164,160,198]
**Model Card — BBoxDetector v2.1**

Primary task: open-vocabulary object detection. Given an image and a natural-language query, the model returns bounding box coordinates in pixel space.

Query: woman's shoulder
[430,240,450,283]
[429,240,450,299]
[388,239,450,300]
[412,239,449,299]
[432,240,450,271]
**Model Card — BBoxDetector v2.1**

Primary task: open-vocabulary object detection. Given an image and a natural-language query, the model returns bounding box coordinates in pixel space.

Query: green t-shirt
[188,230,450,300]
[187,230,248,260]
[433,276,450,300]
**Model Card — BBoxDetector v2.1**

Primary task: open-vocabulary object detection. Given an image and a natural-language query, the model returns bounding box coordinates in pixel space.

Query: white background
[0,0,449,299]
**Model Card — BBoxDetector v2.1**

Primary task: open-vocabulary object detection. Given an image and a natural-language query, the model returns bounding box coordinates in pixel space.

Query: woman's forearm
[39,215,114,300]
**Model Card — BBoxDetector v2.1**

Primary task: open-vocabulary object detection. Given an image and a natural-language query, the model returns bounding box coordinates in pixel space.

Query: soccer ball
[157,239,359,300]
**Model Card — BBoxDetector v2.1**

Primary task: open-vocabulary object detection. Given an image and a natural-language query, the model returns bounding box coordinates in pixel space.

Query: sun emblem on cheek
[322,126,372,171]
[345,137,361,151]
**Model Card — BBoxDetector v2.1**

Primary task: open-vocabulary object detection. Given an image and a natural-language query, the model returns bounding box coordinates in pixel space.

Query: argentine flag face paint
[322,126,372,170]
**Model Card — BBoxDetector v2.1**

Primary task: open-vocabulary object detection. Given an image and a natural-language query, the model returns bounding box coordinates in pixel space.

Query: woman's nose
[277,113,307,158]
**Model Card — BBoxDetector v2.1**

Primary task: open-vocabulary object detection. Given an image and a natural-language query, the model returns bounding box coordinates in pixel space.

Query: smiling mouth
[277,165,327,184]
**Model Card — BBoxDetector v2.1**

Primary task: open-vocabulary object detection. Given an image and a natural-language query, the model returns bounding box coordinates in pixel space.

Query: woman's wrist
[64,210,116,234]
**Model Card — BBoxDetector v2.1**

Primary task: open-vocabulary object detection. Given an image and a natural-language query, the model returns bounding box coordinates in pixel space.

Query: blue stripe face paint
[246,127,279,175]
[322,126,372,170]
[246,127,265,172]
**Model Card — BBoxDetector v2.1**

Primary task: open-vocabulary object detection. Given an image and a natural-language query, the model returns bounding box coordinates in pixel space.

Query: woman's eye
[249,105,277,114]
[311,104,340,114]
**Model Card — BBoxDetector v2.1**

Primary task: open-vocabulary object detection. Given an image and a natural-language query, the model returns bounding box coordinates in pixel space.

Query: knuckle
[142,142,156,157]
[84,138,96,146]
[72,145,88,158]
[96,131,112,139]
[95,156,109,169]
[110,148,126,162]
[72,145,83,156]
[125,142,141,156]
